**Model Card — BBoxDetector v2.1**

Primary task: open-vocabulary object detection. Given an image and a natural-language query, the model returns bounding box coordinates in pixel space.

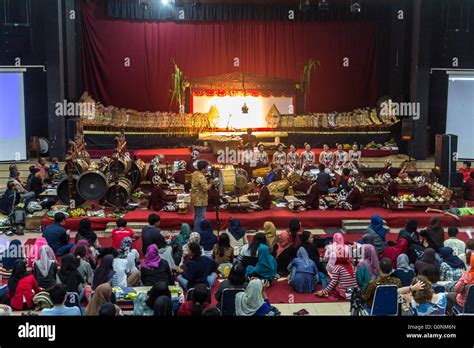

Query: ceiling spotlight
[161,0,169,4]
[350,1,361,13]
[318,0,329,11]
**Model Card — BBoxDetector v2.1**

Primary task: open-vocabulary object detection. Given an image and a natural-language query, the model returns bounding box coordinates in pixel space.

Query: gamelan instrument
[227,196,251,212]
[107,155,132,175]
[267,179,290,198]
[76,169,108,201]
[57,176,86,206]
[285,196,303,210]
[218,165,236,195]
[252,166,271,178]
[70,159,89,175]
[127,159,147,189]
[105,177,133,206]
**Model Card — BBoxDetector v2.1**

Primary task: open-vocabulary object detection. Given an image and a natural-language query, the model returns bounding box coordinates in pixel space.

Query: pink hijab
[326,233,349,274]
[27,238,52,267]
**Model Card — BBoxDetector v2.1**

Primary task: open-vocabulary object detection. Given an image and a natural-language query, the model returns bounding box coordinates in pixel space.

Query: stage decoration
[300,58,321,113]
[170,59,187,112]
[265,104,282,128]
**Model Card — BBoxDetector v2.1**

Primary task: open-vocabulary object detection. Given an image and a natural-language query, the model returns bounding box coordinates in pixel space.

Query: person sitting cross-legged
[41,284,81,316]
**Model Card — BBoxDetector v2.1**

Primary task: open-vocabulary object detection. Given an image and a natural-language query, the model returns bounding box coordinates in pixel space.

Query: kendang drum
[105,177,133,206]
[267,179,290,198]
[57,176,86,207]
[287,172,301,185]
[235,168,248,190]
[219,167,236,194]
[252,166,271,178]
[77,170,108,201]
[107,155,132,175]
[127,159,146,189]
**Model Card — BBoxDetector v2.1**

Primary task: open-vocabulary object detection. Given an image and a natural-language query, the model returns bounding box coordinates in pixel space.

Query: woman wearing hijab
[180,232,204,267]
[263,221,277,250]
[7,259,41,310]
[85,283,122,316]
[439,247,465,282]
[70,239,96,269]
[420,217,445,252]
[273,231,295,276]
[288,247,318,293]
[32,245,58,289]
[198,220,218,257]
[221,218,248,250]
[75,218,98,248]
[380,238,409,268]
[140,244,174,286]
[398,219,418,241]
[92,254,114,290]
[58,253,84,295]
[362,215,388,255]
[245,243,277,280]
[391,254,415,287]
[316,249,357,298]
[155,234,177,272]
[324,233,349,275]
[446,254,474,314]
[288,218,303,246]
[356,244,379,289]
[235,279,277,316]
[174,223,192,264]
[27,237,50,268]
[415,248,440,276]
[1,239,23,274]
[238,232,267,268]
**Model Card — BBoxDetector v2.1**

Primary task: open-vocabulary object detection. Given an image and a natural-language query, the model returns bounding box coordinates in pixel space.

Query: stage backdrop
[81,1,377,114]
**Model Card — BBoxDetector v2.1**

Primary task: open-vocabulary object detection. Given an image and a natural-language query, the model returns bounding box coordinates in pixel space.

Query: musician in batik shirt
[272,144,286,168]
[301,143,316,171]
[348,143,361,169]
[286,144,300,172]
[319,144,334,169]
[255,144,269,168]
[333,143,349,173]
[336,177,362,211]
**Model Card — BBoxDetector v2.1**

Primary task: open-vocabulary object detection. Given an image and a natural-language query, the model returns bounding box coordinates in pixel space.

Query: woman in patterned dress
[333,143,348,174]
[286,144,300,172]
[319,144,334,169]
[301,143,316,171]
[348,143,362,169]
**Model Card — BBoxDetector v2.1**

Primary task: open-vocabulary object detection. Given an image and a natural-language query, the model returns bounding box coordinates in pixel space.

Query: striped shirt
[322,264,357,296]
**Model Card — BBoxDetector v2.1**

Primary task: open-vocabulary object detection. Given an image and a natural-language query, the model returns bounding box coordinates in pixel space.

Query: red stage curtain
[81,1,377,113]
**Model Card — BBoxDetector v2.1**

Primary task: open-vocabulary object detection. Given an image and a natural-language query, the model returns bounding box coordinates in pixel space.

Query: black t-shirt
[30,176,44,196]
[141,225,162,255]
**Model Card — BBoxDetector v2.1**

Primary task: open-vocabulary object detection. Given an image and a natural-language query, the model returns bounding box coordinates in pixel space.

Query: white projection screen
[192,95,293,128]
[446,72,474,160]
[0,69,27,161]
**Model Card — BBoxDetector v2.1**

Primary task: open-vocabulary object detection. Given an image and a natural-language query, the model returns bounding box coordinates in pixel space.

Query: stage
[41,206,474,232]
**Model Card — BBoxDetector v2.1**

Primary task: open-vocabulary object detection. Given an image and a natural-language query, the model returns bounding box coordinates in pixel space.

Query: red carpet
[41,206,474,231]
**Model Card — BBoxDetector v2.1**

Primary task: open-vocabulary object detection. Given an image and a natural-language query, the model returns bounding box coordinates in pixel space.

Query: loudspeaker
[435,134,458,173]
[401,119,413,141]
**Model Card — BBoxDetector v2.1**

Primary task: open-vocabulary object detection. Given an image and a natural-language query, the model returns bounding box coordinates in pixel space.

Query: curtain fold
[81,0,378,113]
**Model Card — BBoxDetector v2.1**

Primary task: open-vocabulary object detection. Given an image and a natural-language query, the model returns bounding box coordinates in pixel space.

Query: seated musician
[241,128,257,149]
[255,177,271,210]
[464,172,474,201]
[301,143,316,171]
[338,168,351,193]
[292,171,312,193]
[316,164,332,194]
[264,164,278,185]
[459,161,473,182]
[414,176,430,197]
[173,160,190,186]
[379,159,399,178]
[186,148,200,173]
[383,172,398,197]
[148,176,176,211]
[255,144,269,168]
[336,178,362,211]
[272,144,286,169]
[302,174,319,210]
[146,155,167,182]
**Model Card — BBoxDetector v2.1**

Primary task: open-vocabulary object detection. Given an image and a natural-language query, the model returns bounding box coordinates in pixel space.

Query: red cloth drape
[81,1,377,113]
